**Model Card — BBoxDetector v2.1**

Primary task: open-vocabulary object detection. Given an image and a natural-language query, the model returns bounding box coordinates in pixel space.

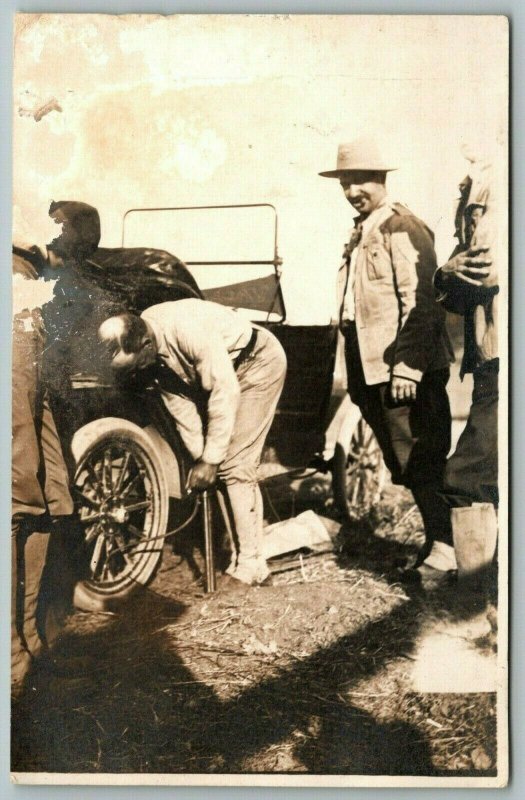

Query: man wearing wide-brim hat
[320,137,455,587]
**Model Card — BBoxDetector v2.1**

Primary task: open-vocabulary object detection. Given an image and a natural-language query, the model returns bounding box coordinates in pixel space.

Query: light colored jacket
[337,200,453,385]
[142,300,253,464]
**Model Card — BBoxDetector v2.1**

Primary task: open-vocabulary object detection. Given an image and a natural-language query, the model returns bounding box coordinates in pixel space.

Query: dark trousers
[344,324,453,548]
[443,360,499,508]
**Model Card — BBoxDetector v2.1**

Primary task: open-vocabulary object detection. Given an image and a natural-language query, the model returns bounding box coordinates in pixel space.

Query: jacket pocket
[363,239,390,281]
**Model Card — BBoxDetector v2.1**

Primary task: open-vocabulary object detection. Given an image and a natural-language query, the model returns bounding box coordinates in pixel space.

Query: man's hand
[188,460,218,491]
[12,252,38,280]
[441,247,492,286]
[390,376,418,403]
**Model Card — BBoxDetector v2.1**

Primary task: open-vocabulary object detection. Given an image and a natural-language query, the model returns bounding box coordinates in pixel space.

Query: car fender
[71,417,183,498]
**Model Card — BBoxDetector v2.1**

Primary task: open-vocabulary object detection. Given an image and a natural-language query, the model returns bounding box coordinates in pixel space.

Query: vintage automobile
[55,204,384,606]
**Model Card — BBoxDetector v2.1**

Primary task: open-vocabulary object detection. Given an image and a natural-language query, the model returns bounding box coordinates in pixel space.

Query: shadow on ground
[11,475,497,777]
[12,569,495,776]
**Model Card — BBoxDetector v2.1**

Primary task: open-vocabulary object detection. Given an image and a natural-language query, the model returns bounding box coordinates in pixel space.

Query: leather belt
[233,329,258,370]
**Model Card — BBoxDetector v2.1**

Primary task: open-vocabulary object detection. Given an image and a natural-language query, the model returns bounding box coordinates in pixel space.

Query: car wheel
[71,418,169,609]
[332,414,386,522]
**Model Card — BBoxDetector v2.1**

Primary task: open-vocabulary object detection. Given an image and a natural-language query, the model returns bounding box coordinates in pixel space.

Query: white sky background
[13,14,507,324]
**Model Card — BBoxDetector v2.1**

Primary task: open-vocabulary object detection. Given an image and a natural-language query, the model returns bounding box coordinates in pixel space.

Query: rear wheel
[72,419,169,608]
[332,415,386,522]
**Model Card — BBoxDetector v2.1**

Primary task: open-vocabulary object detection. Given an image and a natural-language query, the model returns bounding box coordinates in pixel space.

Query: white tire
[71,418,169,607]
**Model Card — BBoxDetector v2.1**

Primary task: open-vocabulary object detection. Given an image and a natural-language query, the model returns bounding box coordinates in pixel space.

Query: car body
[54,204,382,604]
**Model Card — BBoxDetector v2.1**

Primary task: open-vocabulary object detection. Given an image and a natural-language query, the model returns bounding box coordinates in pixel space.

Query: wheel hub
[95,498,130,527]
[109,505,129,524]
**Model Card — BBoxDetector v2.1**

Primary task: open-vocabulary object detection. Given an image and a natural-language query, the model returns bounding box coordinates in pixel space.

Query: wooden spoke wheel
[332,415,386,522]
[72,419,169,606]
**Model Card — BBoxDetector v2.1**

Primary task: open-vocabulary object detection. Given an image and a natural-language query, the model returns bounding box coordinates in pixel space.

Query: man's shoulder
[384,203,421,225]
[382,203,434,239]
[142,299,202,319]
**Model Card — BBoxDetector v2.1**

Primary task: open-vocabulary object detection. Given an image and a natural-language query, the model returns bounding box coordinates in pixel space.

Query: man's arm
[174,319,241,486]
[434,246,494,316]
[13,251,39,280]
[387,214,444,387]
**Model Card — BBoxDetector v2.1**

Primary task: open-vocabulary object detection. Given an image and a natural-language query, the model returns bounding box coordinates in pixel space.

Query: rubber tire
[332,411,386,522]
[72,418,169,610]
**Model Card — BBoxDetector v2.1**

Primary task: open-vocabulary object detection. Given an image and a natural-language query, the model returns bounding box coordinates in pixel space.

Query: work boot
[225,482,270,585]
[398,541,457,590]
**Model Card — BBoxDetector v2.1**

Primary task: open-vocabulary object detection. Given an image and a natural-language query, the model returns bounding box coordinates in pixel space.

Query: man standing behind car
[320,138,455,582]
[98,300,287,587]
[11,201,103,697]
[426,157,499,593]
[12,249,76,699]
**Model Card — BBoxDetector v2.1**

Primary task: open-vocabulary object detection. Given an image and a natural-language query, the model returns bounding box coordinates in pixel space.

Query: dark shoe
[256,574,274,587]
[396,563,457,591]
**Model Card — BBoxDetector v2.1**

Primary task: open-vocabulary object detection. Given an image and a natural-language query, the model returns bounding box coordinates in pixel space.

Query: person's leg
[11,520,32,699]
[11,517,50,698]
[378,369,455,572]
[12,331,47,517]
[345,326,453,566]
[224,482,270,584]
[11,332,50,697]
[36,395,78,641]
[40,394,74,517]
[443,362,499,587]
[443,361,498,508]
[219,329,286,584]
[344,324,401,479]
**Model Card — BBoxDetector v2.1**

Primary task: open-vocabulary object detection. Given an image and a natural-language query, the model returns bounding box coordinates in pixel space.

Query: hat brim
[319,167,398,178]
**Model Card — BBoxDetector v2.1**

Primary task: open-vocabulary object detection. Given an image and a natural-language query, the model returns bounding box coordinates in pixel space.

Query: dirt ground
[12,472,498,778]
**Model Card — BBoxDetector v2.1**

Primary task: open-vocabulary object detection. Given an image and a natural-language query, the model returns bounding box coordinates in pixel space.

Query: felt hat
[319,137,397,177]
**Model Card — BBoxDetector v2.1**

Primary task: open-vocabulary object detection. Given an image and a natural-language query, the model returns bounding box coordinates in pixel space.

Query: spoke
[113,451,131,495]
[119,470,143,500]
[362,428,374,450]
[103,447,113,495]
[356,419,366,447]
[114,534,136,567]
[351,476,360,507]
[74,488,101,510]
[101,540,120,581]
[84,523,104,544]
[127,523,146,540]
[123,500,151,513]
[101,558,113,582]
[90,534,106,577]
[85,461,104,499]
[345,461,360,479]
[347,445,362,460]
[79,512,104,525]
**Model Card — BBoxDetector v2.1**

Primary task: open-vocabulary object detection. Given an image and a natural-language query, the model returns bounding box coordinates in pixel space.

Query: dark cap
[48,200,101,261]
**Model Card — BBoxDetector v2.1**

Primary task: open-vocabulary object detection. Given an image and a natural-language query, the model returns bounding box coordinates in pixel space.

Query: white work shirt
[141,299,253,465]
[341,238,360,323]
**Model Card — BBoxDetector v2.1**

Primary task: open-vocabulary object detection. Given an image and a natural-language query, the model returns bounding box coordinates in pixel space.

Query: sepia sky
[13,14,507,322]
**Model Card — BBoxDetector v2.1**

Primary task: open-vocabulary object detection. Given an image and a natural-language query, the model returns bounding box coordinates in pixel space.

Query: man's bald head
[99,313,157,373]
